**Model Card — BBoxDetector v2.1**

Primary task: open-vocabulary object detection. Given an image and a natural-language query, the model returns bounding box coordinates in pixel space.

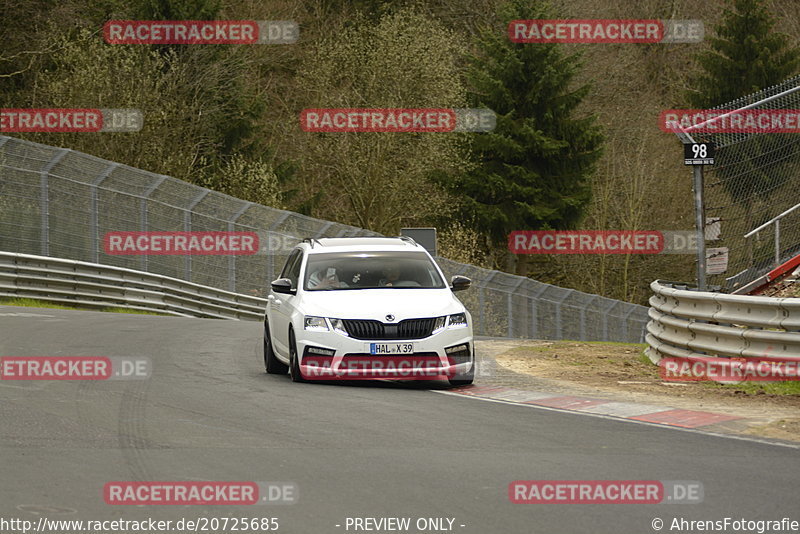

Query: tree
[291,7,470,234]
[447,0,603,252]
[687,0,800,108]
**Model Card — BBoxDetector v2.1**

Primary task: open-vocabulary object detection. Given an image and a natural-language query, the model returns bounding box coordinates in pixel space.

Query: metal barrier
[686,75,800,289]
[645,280,800,365]
[0,134,650,342]
[0,252,267,320]
[744,202,800,268]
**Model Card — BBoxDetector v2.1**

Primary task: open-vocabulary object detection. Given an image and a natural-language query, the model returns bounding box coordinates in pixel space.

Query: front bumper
[296,327,473,381]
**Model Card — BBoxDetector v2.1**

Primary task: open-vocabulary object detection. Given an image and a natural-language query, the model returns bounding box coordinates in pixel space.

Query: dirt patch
[745,419,800,441]
[491,340,800,441]
[762,279,799,298]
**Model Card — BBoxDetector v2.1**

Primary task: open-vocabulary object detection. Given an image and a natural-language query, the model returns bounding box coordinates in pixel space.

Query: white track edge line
[433,389,800,450]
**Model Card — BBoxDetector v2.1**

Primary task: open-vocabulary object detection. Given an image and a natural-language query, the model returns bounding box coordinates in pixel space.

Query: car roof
[302,237,425,254]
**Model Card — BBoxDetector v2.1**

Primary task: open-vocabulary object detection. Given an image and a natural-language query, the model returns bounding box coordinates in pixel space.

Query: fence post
[228,202,252,293]
[692,164,707,290]
[552,289,574,340]
[478,271,497,336]
[622,307,635,342]
[183,190,209,282]
[601,300,615,341]
[528,285,547,340]
[508,279,524,338]
[581,296,597,341]
[267,212,291,285]
[140,176,167,273]
[316,222,333,237]
[39,149,69,257]
[90,163,119,264]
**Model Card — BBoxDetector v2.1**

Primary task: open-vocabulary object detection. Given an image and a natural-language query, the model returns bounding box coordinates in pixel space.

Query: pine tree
[687,0,800,108]
[448,0,603,248]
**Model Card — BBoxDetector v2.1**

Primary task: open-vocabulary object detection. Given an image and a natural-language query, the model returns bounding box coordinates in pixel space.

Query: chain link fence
[0,134,648,341]
[688,75,800,289]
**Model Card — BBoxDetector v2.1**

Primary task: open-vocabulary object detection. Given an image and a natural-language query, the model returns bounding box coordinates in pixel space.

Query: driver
[379,265,402,287]
[308,266,347,289]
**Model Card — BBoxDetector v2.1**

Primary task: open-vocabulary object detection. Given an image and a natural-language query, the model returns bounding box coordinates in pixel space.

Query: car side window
[279,250,299,279]
[286,252,303,289]
[280,250,302,288]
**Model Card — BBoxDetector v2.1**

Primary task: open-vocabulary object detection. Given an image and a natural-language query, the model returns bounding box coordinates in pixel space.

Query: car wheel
[289,329,307,383]
[264,320,288,375]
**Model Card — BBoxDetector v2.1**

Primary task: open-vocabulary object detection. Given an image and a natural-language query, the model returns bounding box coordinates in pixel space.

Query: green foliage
[5,23,278,192]
[687,0,800,108]
[293,7,470,234]
[686,0,800,232]
[448,0,603,246]
[201,154,284,208]
[131,0,223,20]
[2,0,798,306]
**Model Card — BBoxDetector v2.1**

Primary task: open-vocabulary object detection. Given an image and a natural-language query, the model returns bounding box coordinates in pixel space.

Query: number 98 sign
[684,142,715,165]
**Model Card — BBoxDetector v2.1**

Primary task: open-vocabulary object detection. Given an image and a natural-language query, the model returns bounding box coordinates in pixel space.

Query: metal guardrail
[744,202,800,268]
[0,134,651,342]
[645,280,800,365]
[691,75,800,289]
[0,252,267,320]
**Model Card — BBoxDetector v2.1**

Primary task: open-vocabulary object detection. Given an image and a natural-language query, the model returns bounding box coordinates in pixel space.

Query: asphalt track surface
[1,306,798,534]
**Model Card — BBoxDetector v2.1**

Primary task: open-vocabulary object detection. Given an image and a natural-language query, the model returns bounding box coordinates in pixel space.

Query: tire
[289,329,307,383]
[264,320,288,374]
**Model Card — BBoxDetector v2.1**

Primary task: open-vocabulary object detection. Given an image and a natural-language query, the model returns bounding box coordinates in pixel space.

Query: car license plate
[370,343,414,355]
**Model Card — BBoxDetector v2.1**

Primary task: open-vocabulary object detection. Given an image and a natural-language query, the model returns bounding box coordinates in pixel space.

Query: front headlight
[329,318,349,336]
[304,316,329,331]
[431,316,447,334]
[448,313,468,329]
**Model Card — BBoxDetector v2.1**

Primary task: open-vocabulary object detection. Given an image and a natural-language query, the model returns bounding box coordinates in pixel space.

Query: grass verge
[0,297,169,316]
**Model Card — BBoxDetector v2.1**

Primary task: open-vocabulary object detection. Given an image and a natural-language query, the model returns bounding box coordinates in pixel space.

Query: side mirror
[271,278,296,295]
[450,275,471,292]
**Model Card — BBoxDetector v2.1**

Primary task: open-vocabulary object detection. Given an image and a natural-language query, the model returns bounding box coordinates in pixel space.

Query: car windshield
[304,251,446,291]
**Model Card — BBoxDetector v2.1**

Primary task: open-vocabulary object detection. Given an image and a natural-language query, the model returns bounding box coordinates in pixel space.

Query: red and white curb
[445,385,741,429]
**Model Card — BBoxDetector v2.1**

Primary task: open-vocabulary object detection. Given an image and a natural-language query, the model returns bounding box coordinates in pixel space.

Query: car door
[270,249,303,356]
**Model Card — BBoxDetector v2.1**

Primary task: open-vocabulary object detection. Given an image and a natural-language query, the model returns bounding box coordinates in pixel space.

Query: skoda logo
[385,314,395,322]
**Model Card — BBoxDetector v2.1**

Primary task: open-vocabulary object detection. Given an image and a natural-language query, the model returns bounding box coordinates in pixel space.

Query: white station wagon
[263,237,474,386]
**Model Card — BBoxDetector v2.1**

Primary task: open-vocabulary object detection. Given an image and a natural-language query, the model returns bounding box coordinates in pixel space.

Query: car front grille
[342,318,438,340]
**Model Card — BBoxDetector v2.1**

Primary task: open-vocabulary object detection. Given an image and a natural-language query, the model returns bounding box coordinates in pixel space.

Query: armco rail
[645,280,800,365]
[0,252,267,320]
[0,134,649,342]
